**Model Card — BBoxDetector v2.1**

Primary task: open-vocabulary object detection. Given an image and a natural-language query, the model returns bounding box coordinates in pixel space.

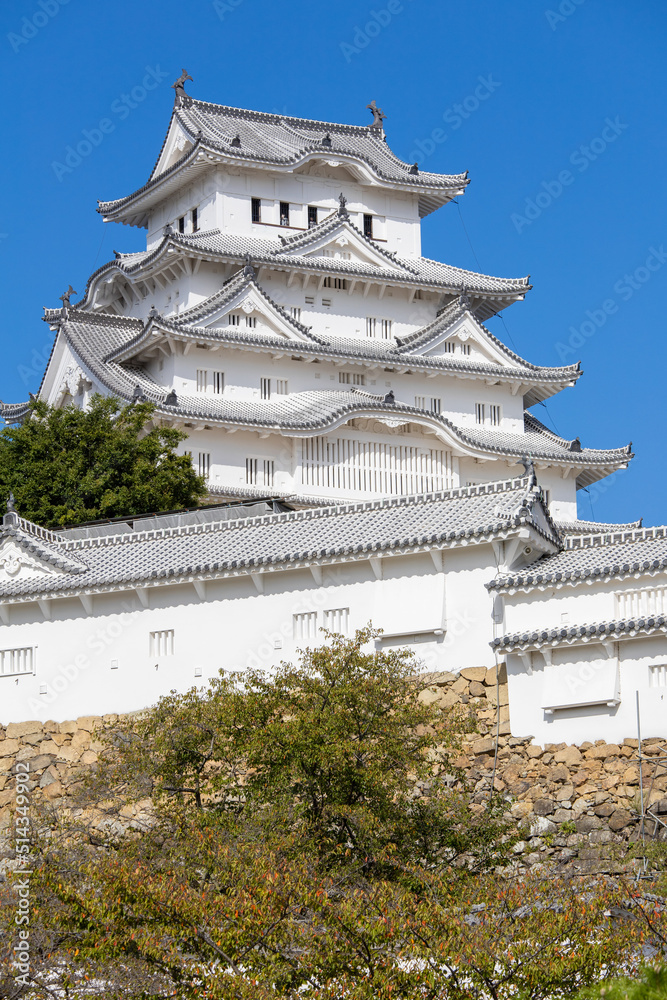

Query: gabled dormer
[175,266,321,344]
[152,118,196,179]
[0,500,88,586]
[274,200,418,277]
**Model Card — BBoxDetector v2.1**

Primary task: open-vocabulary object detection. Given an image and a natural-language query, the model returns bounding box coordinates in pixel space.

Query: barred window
[246,458,274,488]
[293,611,318,641]
[323,608,349,634]
[150,630,174,657]
[0,647,34,677]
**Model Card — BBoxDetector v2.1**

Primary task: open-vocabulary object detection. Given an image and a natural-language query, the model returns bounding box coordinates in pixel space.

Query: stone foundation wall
[1,668,664,870]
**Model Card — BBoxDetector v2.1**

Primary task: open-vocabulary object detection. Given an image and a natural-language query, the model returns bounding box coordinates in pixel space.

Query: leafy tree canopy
[0,395,206,527]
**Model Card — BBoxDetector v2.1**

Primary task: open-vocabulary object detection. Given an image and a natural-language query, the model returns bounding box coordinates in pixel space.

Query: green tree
[0,395,206,527]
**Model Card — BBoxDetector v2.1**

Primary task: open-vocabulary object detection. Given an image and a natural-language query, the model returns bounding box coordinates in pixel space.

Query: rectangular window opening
[150,630,174,657]
[191,207,199,232]
[280,201,290,226]
[475,403,485,425]
[323,608,350,635]
[290,306,302,322]
[251,197,261,223]
[363,214,373,239]
[307,206,318,228]
[339,372,366,385]
[489,405,501,427]
[178,216,185,234]
[196,369,208,393]
[212,371,225,394]
[0,647,34,677]
[197,452,211,478]
[293,611,318,641]
[650,664,667,688]
[246,458,275,488]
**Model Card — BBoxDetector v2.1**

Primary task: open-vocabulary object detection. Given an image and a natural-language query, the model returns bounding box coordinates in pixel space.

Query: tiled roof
[555,518,644,535]
[78,228,531,318]
[98,99,469,223]
[0,476,559,602]
[493,615,667,651]
[0,311,627,480]
[489,525,667,592]
[394,297,562,374]
[99,273,575,394]
[0,512,88,575]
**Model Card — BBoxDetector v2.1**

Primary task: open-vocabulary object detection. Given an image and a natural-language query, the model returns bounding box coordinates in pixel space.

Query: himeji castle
[1,77,666,745]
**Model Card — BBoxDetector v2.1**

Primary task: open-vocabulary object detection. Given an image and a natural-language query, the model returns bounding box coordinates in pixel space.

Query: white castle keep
[0,78,665,745]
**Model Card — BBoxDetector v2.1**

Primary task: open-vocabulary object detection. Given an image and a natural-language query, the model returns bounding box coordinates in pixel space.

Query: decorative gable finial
[243,254,256,278]
[148,304,160,320]
[409,162,419,175]
[383,390,395,405]
[163,223,174,237]
[59,285,77,314]
[230,133,241,148]
[172,69,193,108]
[322,132,332,148]
[337,192,349,219]
[3,492,19,527]
[520,455,537,487]
[132,384,147,403]
[366,100,386,130]
[459,286,471,309]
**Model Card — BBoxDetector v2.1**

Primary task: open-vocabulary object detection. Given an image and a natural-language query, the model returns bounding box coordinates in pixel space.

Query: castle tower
[1,80,632,520]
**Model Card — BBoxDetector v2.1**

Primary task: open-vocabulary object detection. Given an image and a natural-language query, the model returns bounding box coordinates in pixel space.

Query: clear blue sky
[0,0,664,524]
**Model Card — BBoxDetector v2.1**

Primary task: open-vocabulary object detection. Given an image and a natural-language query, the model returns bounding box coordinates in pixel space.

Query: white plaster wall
[500,575,664,636]
[146,167,422,258]
[0,545,499,724]
[506,635,667,745]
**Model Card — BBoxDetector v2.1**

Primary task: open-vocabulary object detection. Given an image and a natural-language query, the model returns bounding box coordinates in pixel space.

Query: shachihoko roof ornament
[337,192,349,219]
[3,493,19,528]
[366,100,386,129]
[59,285,77,315]
[172,69,193,109]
